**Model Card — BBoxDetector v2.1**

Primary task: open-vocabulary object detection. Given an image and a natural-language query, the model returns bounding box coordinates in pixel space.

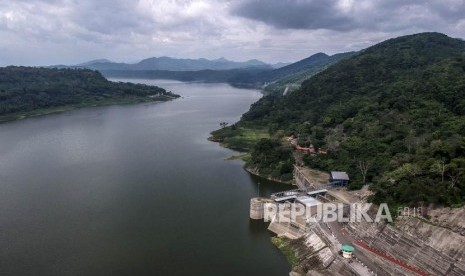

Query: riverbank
[209,126,296,185]
[271,237,299,267]
[209,136,294,185]
[0,95,177,124]
[244,166,293,185]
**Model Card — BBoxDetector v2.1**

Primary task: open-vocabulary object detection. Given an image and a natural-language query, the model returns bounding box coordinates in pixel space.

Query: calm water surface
[0,79,290,275]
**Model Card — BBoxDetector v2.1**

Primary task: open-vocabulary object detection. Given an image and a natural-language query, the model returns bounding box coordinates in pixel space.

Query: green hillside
[263,52,355,95]
[0,66,179,122]
[213,32,465,207]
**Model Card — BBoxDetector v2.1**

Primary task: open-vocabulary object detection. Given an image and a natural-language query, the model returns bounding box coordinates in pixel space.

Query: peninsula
[0,66,179,123]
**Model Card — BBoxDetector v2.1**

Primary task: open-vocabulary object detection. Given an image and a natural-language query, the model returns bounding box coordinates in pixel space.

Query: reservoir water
[0,79,290,275]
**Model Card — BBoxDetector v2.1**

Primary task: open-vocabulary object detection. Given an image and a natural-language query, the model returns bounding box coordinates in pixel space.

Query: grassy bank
[209,126,269,152]
[271,237,299,267]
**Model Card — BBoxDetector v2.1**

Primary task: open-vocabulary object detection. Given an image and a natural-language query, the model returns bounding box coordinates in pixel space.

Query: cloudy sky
[1,0,464,66]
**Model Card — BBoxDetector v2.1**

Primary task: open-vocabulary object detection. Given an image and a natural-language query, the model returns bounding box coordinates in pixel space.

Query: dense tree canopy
[0,66,178,117]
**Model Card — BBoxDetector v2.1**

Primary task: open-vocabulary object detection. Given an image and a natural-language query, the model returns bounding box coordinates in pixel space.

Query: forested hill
[262,52,355,95]
[263,52,354,83]
[0,66,179,122]
[224,32,465,207]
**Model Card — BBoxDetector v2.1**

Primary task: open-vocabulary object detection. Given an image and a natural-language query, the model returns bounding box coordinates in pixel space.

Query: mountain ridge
[97,52,353,89]
[54,56,276,71]
[262,51,355,94]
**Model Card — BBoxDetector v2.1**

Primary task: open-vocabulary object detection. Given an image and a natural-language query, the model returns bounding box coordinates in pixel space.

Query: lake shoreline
[0,95,177,124]
[210,137,294,186]
[244,165,294,186]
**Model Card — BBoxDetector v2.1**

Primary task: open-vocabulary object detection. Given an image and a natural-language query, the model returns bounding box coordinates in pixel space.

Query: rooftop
[274,195,297,202]
[307,189,328,196]
[342,244,355,252]
[296,196,321,207]
[331,171,349,180]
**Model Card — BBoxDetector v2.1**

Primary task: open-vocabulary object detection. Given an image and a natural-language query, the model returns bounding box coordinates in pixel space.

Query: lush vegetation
[209,125,270,152]
[0,66,178,122]
[248,138,295,182]
[210,124,295,182]
[214,32,465,207]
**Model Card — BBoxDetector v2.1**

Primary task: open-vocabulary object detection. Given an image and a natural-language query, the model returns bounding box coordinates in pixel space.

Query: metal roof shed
[330,171,349,186]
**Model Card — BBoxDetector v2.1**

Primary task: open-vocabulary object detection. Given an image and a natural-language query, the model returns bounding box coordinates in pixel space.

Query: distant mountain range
[75,59,112,66]
[54,57,285,71]
[231,51,355,87]
[82,52,353,90]
[51,52,355,91]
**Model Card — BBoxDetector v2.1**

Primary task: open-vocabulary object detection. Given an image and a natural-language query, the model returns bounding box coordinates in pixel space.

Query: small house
[330,171,349,186]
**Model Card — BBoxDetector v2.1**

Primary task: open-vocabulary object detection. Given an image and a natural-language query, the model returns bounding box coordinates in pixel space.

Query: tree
[430,159,446,183]
[358,160,371,184]
[446,158,465,189]
[219,121,229,129]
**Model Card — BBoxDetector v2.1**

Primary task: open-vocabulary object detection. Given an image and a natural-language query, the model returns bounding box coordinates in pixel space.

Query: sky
[0,0,464,66]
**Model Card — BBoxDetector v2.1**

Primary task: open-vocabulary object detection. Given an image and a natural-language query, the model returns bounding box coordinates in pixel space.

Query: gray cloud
[231,0,465,32]
[71,1,148,35]
[231,0,355,31]
[0,0,464,66]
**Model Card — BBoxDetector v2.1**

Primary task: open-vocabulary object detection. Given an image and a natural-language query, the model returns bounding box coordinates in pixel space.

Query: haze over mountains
[58,52,352,90]
[56,56,284,71]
